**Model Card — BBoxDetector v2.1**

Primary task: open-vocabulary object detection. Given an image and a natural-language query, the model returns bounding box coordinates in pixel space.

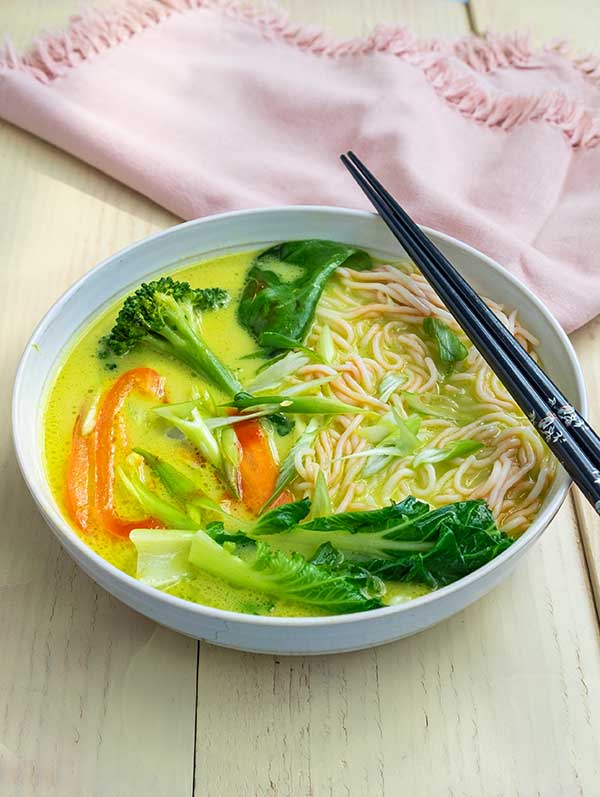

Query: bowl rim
[12,205,586,629]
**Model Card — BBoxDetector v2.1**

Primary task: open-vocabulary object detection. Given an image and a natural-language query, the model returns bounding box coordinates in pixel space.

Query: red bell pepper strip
[234,418,291,514]
[94,368,166,537]
[65,413,92,530]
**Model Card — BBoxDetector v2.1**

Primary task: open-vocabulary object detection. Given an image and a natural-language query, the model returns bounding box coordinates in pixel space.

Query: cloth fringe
[1,0,599,148]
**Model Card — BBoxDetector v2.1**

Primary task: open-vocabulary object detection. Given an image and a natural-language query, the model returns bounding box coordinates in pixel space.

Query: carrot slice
[94,368,166,537]
[65,413,92,530]
[234,419,283,515]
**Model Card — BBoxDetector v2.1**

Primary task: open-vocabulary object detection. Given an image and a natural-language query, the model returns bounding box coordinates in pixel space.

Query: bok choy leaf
[188,532,382,613]
[130,529,196,588]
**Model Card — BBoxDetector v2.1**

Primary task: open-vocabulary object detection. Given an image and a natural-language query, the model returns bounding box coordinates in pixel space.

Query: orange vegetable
[94,368,166,537]
[65,413,92,530]
[234,418,288,515]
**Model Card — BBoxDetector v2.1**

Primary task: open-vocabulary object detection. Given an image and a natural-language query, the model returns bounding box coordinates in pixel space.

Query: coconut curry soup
[44,241,555,617]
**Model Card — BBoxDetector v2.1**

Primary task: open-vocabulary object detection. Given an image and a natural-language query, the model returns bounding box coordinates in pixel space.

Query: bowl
[12,207,586,655]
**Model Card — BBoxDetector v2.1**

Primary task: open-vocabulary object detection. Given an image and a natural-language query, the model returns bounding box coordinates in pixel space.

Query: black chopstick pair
[340,151,600,516]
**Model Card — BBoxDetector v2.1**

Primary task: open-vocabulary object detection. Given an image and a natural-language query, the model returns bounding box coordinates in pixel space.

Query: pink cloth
[1,0,600,331]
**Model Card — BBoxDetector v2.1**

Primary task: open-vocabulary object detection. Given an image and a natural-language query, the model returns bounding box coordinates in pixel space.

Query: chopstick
[340,151,600,515]
[344,151,600,465]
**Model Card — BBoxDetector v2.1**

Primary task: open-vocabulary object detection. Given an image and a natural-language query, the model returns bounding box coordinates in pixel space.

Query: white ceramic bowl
[13,207,585,655]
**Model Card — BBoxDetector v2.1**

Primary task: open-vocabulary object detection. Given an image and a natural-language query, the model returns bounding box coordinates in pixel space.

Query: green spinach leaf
[238,240,372,354]
[423,317,468,371]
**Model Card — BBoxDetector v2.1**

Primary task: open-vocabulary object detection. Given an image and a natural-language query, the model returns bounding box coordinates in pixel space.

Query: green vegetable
[248,496,513,591]
[267,413,296,438]
[363,414,421,477]
[238,240,372,355]
[246,351,311,394]
[188,532,382,613]
[310,470,332,518]
[378,372,407,403]
[402,391,458,420]
[226,394,366,416]
[129,494,513,608]
[316,324,335,364]
[258,332,319,361]
[252,497,311,535]
[154,403,241,499]
[343,411,421,476]
[98,277,241,395]
[260,419,320,513]
[118,466,198,530]
[412,439,483,468]
[130,529,196,588]
[423,318,468,372]
[133,448,198,502]
[396,500,513,588]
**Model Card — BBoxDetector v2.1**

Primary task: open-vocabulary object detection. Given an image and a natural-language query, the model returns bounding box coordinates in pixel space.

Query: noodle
[292,261,556,534]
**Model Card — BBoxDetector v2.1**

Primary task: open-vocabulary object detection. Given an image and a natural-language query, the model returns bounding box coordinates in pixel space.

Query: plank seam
[571,490,600,629]
[192,641,201,797]
[465,1,480,35]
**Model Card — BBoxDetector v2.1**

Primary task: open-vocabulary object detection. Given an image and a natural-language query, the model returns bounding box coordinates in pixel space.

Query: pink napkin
[1,0,600,332]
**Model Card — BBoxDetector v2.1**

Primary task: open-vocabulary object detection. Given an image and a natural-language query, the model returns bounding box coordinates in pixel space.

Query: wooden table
[2,2,600,794]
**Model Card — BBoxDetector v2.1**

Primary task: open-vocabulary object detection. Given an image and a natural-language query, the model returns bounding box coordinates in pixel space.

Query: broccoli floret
[99,278,240,395]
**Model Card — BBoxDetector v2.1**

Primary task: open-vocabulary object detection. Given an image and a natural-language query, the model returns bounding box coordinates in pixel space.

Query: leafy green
[188,531,382,613]
[252,497,311,535]
[260,419,320,513]
[249,496,514,591]
[343,411,421,477]
[378,372,407,403]
[310,470,332,518]
[302,495,429,536]
[226,394,366,416]
[423,318,468,372]
[258,332,319,361]
[237,240,372,355]
[98,277,241,395]
[133,448,198,502]
[316,324,335,364]
[412,439,483,467]
[267,413,296,438]
[402,391,458,420]
[246,351,310,394]
[130,529,196,588]
[154,403,241,499]
[118,465,199,530]
[129,492,513,609]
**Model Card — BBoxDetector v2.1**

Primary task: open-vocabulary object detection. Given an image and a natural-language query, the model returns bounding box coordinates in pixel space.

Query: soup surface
[44,243,555,616]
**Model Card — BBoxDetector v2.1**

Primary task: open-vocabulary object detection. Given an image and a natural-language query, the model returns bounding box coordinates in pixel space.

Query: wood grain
[1,2,600,796]
[195,502,600,797]
[470,0,600,51]
[282,0,467,37]
[571,316,600,620]
[0,15,196,790]
[470,0,600,625]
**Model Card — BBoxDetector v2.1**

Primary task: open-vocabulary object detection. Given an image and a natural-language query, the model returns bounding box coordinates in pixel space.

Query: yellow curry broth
[45,250,428,617]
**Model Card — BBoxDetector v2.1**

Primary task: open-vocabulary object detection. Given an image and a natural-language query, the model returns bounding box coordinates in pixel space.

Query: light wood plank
[470,0,600,52]
[191,2,600,795]
[3,3,600,797]
[1,0,116,49]
[571,318,600,619]
[471,0,600,687]
[196,503,600,796]
[281,0,468,37]
[0,5,198,790]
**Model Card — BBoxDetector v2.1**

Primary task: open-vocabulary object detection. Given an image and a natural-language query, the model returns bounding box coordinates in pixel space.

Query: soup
[44,241,555,616]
